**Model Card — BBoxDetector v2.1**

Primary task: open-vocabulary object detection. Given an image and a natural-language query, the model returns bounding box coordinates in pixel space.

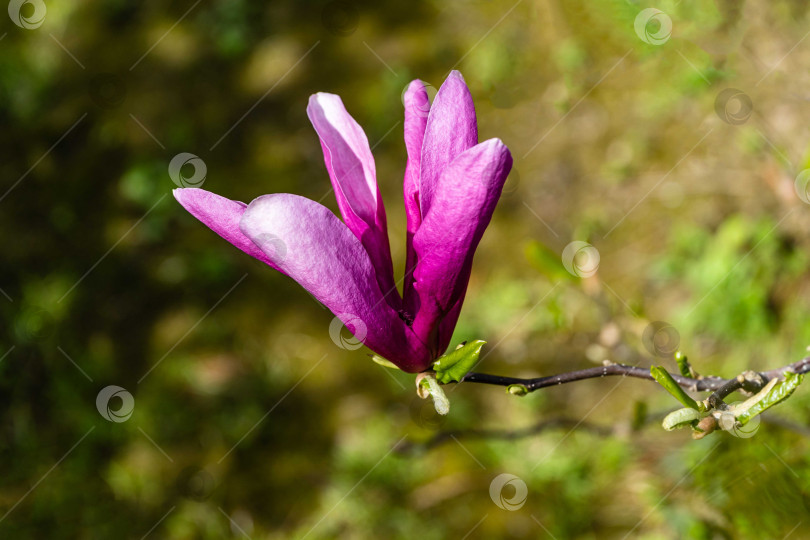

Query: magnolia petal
[173,188,283,273]
[437,294,465,355]
[411,139,513,353]
[418,70,478,218]
[240,193,432,372]
[306,93,399,308]
[402,79,431,315]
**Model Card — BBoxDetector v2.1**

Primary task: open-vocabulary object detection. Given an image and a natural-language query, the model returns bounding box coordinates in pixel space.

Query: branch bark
[460,356,810,393]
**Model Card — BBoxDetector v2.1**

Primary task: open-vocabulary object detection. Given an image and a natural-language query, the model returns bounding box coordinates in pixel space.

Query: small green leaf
[662,407,702,431]
[432,340,487,384]
[371,355,400,370]
[651,365,702,411]
[675,352,691,377]
[734,372,804,425]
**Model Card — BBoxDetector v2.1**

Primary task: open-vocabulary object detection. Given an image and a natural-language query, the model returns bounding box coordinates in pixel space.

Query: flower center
[397,309,414,327]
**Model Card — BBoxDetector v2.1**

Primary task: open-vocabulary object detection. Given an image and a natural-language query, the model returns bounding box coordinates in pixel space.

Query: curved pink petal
[306,93,399,309]
[437,294,464,356]
[239,193,432,372]
[411,139,513,354]
[402,79,431,316]
[173,188,284,274]
[418,71,478,218]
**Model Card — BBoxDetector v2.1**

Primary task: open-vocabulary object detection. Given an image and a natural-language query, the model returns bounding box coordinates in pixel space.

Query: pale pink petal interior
[240,193,432,372]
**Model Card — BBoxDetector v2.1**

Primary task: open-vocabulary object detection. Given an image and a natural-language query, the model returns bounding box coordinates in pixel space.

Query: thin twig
[705,370,767,409]
[706,377,743,410]
[461,357,810,393]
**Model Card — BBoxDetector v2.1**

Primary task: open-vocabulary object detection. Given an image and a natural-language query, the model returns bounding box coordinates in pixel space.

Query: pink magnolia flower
[174,71,512,372]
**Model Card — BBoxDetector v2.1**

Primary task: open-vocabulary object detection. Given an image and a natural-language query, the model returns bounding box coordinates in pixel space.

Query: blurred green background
[3,0,810,538]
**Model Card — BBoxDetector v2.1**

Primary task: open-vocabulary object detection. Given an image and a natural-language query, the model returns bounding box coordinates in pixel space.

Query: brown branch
[705,370,767,409]
[398,358,810,454]
[460,357,810,393]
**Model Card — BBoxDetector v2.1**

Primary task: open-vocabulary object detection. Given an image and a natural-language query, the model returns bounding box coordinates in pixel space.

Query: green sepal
[432,340,487,384]
[662,407,702,431]
[651,365,703,411]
